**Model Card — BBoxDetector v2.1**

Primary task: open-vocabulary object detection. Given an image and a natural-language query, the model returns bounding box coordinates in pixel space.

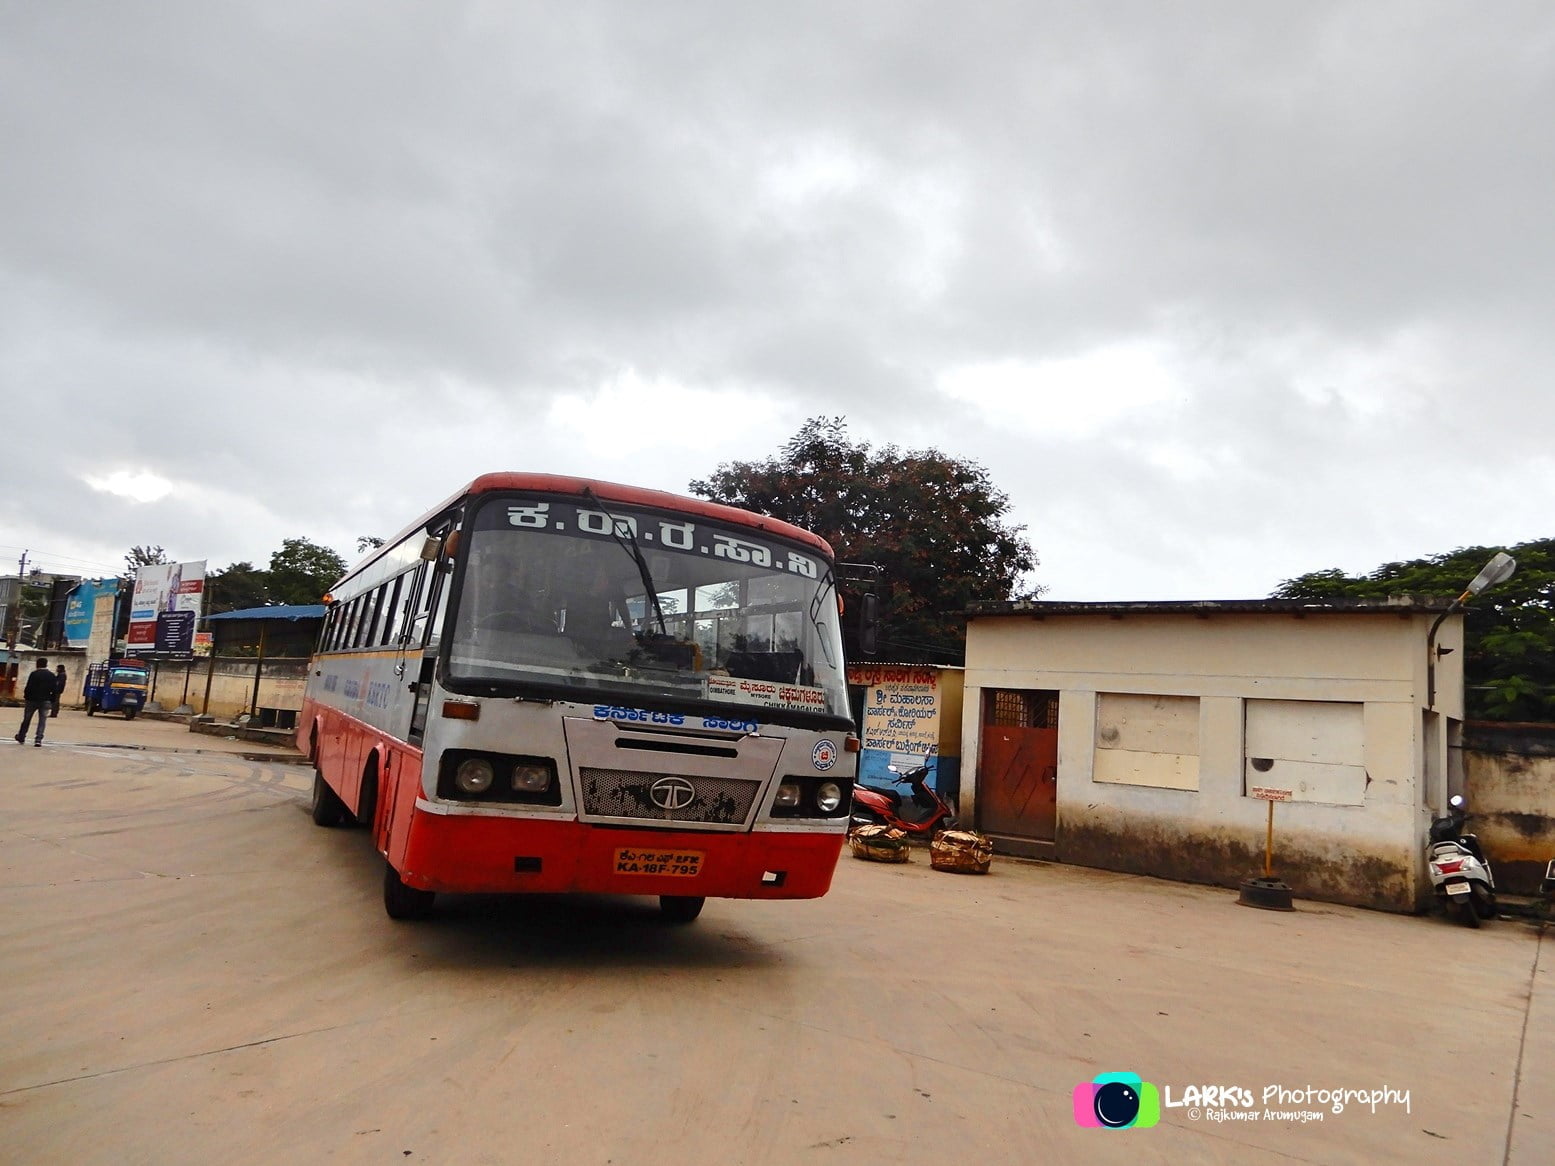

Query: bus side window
[370,583,389,646]
[353,594,370,647]
[406,557,446,744]
[355,589,379,649]
[351,594,369,649]
[379,575,404,645]
[397,562,427,646]
[407,565,435,646]
[339,597,358,649]
[424,557,453,651]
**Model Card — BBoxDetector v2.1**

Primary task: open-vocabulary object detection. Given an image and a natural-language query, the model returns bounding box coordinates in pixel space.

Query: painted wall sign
[861,680,942,761]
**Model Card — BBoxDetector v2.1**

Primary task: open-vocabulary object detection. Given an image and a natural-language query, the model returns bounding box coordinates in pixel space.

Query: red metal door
[978,691,1059,842]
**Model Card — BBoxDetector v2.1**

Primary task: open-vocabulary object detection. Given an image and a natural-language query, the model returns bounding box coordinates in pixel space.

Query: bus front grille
[579,768,759,826]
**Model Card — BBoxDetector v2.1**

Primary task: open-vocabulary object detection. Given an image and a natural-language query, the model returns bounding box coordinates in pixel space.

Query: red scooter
[850,763,956,837]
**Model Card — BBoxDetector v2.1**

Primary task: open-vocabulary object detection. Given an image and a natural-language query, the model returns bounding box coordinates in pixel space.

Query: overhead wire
[0,544,123,576]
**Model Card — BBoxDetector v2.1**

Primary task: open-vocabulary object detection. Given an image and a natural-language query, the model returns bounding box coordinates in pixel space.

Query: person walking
[51,663,67,717]
[15,657,55,746]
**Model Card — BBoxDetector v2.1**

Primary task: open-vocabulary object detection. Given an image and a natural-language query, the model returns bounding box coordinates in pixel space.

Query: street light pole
[1426,551,1517,710]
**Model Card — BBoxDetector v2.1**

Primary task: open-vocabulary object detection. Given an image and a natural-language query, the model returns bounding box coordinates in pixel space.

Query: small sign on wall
[1250,786,1293,801]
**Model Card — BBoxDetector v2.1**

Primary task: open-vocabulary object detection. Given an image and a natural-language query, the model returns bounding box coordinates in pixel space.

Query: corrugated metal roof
[205,604,326,622]
[967,596,1457,618]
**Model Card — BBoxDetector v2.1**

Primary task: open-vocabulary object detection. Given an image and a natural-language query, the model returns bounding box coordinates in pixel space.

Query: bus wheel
[310,770,348,828]
[86,701,95,716]
[659,895,705,925]
[356,762,379,831]
[124,706,138,721]
[384,861,435,921]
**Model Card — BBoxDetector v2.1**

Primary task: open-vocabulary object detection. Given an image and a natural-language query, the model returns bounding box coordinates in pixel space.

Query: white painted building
[960,599,1464,911]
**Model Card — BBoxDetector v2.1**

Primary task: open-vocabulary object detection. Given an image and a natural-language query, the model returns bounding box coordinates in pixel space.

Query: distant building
[960,597,1464,912]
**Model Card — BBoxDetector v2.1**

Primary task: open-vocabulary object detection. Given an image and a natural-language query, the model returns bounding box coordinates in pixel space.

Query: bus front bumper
[400,807,846,900]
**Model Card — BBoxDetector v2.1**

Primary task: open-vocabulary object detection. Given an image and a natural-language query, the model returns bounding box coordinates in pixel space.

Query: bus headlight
[440,752,562,805]
[770,776,853,818]
[512,762,552,793]
[455,758,495,794]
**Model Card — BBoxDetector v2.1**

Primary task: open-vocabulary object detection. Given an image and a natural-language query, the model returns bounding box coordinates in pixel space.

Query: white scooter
[1427,795,1497,928]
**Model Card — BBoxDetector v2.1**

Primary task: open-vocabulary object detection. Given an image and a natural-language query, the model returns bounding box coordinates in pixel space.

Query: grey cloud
[3,1,1552,599]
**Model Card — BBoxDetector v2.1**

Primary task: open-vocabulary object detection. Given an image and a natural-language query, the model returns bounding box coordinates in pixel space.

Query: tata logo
[649,776,696,811]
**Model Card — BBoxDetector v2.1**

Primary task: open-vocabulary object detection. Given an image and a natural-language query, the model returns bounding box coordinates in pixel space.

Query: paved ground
[2,710,1552,1165]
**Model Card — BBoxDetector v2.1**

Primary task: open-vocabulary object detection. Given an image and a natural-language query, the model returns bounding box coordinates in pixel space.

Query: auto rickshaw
[83,658,151,719]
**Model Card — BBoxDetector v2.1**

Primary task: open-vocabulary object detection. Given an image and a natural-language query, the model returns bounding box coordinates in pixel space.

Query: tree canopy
[124,544,168,574]
[1274,537,1555,722]
[204,561,272,613]
[127,538,349,614]
[689,416,1039,664]
[266,538,348,607]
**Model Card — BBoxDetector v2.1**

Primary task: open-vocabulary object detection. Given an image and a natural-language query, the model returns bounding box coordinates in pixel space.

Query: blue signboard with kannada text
[64,580,119,648]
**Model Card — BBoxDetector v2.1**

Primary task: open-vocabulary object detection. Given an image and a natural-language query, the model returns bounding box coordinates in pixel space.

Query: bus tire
[86,700,96,716]
[659,895,705,924]
[310,770,348,828]
[123,707,138,721]
[384,861,435,921]
[356,760,379,831]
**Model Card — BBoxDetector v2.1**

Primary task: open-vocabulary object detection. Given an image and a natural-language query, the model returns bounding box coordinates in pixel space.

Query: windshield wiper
[581,487,668,637]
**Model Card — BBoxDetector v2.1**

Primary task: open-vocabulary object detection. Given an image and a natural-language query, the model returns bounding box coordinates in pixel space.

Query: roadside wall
[1463,722,1555,894]
[144,656,310,723]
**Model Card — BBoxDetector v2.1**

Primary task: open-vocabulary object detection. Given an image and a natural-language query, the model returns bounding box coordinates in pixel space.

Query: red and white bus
[299,473,858,922]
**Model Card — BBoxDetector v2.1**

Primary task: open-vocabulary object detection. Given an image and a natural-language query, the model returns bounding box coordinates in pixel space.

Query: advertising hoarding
[65,579,120,648]
[128,561,206,654]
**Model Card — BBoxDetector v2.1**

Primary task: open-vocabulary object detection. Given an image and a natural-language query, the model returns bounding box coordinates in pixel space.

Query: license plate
[1446,883,1471,896]
[613,848,704,878]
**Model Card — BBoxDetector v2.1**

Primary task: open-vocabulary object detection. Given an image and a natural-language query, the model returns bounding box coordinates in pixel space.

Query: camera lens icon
[1072,1072,1160,1129]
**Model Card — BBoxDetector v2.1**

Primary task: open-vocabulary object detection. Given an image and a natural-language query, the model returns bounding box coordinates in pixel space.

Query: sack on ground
[849,824,911,863]
[930,829,993,874]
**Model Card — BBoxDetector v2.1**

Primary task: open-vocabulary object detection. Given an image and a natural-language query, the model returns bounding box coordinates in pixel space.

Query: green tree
[267,538,347,606]
[124,545,168,574]
[690,416,1039,663]
[205,561,271,614]
[1274,538,1555,722]
[15,570,51,645]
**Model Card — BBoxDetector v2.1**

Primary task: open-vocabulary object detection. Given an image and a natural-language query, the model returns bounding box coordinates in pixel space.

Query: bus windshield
[446,492,850,722]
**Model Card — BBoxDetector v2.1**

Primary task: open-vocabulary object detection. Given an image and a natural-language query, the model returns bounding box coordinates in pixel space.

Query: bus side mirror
[859,593,879,658]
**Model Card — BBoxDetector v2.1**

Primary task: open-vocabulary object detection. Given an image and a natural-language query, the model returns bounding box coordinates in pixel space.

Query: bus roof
[338,473,836,589]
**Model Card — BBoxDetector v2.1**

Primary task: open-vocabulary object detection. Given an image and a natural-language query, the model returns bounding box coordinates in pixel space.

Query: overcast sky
[3,2,1551,600]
